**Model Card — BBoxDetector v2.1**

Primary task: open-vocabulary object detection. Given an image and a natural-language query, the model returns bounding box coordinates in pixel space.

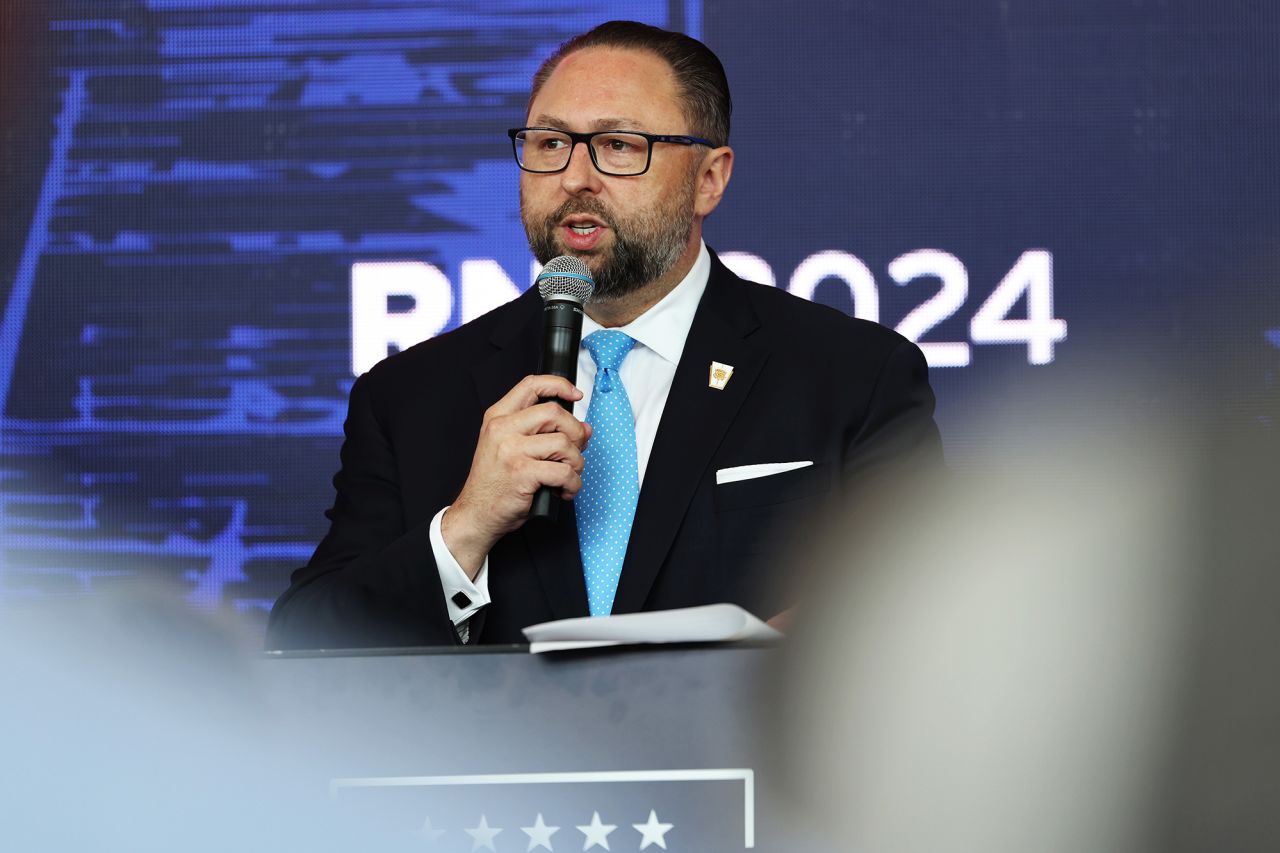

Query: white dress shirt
[431,242,712,635]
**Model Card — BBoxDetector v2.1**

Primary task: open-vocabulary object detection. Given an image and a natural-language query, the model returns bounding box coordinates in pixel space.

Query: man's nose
[559,140,602,195]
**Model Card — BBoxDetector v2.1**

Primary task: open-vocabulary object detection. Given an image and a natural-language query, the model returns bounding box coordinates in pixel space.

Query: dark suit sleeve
[844,337,945,482]
[265,372,460,649]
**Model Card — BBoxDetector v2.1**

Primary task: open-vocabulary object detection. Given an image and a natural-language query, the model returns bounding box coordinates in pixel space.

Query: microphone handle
[530,300,583,521]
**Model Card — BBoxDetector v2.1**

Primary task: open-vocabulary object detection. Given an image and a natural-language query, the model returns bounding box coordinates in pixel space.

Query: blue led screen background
[1,1,1277,635]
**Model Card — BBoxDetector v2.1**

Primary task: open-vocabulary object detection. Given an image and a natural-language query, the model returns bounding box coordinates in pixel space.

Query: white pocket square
[715,461,813,485]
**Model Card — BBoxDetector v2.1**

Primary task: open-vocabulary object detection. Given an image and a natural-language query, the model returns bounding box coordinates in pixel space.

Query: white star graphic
[576,811,617,850]
[521,812,559,851]
[417,816,446,845]
[464,814,502,851]
[632,810,673,850]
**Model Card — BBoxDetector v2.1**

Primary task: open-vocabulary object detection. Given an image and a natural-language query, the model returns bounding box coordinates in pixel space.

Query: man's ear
[694,146,734,217]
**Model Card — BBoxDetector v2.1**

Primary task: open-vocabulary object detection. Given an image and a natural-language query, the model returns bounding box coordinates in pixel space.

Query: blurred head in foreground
[770,396,1279,853]
[0,587,416,852]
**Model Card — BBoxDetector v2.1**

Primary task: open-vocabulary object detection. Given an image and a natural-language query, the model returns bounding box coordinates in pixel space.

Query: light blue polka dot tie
[577,330,640,617]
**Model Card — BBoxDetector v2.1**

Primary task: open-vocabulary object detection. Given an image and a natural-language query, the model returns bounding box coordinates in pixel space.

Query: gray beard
[523,195,693,302]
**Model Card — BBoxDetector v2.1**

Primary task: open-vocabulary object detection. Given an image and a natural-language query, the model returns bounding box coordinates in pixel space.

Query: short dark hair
[530,20,732,147]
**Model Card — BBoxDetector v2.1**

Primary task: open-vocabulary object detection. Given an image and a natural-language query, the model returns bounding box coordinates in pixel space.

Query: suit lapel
[470,286,542,407]
[470,288,590,621]
[611,256,769,614]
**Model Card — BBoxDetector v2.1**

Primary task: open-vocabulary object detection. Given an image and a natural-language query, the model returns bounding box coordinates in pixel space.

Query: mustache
[544,198,618,230]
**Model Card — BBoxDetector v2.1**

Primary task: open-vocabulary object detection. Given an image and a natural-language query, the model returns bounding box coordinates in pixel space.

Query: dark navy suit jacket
[267,250,942,649]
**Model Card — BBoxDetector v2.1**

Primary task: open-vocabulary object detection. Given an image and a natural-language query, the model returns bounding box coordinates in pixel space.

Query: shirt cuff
[429,506,491,626]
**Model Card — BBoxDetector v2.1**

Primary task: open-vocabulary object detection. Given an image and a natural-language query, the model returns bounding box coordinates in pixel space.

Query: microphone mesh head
[536,256,595,304]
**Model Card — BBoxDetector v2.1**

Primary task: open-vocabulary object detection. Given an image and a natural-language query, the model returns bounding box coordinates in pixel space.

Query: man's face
[520,47,701,301]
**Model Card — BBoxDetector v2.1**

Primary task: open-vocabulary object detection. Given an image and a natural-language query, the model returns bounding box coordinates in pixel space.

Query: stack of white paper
[522,603,783,653]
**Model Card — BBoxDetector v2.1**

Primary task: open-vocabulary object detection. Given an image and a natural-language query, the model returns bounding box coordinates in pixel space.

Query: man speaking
[267,21,941,649]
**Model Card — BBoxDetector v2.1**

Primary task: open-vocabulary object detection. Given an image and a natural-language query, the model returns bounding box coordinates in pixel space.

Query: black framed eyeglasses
[507,127,715,176]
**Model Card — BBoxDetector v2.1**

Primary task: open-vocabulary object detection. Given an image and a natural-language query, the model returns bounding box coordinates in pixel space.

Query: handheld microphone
[530,256,595,521]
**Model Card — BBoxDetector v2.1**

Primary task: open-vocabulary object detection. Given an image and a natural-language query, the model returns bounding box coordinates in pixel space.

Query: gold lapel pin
[708,361,734,390]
